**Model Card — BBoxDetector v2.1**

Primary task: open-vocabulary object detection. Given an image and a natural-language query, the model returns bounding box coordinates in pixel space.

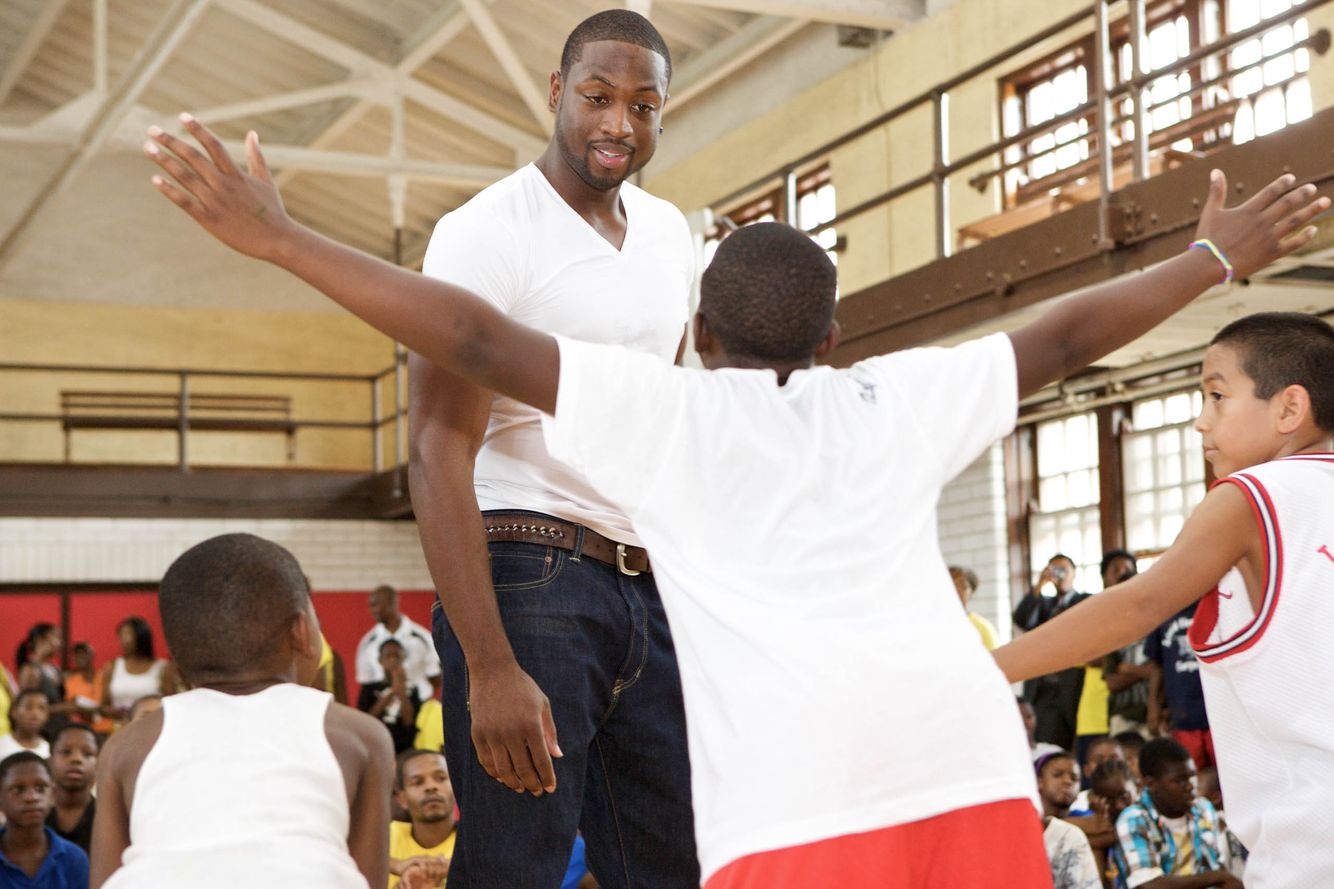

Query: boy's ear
[692,312,712,356]
[1275,383,1312,434]
[290,607,319,661]
[813,321,841,360]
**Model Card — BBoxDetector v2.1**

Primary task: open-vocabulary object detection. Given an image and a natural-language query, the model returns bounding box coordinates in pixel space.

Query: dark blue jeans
[433,513,699,889]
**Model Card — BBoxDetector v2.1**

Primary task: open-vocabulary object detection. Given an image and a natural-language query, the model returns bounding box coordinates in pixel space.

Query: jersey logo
[1320,544,1334,565]
[856,380,878,404]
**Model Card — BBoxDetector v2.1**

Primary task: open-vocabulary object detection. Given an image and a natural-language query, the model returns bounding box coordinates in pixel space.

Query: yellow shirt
[967,612,1000,651]
[1075,664,1110,735]
[0,666,12,737]
[414,698,444,752]
[388,819,456,888]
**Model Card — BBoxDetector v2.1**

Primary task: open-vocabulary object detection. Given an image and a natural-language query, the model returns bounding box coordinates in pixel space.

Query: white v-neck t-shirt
[422,164,694,545]
[541,332,1037,880]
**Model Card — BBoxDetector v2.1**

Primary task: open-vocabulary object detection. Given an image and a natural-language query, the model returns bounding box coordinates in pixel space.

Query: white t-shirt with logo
[421,163,694,545]
[541,331,1037,880]
[355,616,440,701]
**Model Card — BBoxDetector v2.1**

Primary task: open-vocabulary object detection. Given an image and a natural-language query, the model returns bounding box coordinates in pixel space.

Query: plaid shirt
[1114,790,1226,888]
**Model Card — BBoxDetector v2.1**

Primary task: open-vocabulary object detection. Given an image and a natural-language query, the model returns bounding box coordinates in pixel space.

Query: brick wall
[936,443,1013,642]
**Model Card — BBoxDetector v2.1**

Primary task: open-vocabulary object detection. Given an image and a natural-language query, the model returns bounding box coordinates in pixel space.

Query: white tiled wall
[936,443,1013,642]
[0,517,433,590]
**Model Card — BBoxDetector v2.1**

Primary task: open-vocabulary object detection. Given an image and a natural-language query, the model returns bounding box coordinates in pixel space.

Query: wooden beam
[665,0,924,30]
[0,0,75,105]
[458,0,553,134]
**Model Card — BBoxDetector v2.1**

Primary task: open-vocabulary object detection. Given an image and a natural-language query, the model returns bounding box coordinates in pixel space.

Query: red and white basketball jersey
[1188,454,1334,888]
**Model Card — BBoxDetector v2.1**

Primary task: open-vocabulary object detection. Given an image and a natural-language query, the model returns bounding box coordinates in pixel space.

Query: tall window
[704,166,838,268]
[1028,413,1105,591]
[1124,391,1207,553]
[997,0,1309,205]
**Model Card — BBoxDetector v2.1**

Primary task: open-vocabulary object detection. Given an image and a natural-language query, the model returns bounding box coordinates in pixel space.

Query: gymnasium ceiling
[0,0,922,312]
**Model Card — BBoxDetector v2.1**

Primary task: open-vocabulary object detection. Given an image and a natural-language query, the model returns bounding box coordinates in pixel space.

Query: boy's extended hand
[1194,168,1327,279]
[144,114,294,263]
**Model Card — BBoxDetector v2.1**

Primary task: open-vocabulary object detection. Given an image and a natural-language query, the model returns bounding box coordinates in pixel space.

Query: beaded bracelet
[1188,238,1234,284]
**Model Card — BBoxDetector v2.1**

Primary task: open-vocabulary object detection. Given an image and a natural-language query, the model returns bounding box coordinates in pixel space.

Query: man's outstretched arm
[144,115,558,414]
[1009,169,1327,399]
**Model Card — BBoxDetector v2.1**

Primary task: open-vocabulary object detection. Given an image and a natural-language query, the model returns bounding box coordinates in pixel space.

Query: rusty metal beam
[830,106,1334,366]
[0,465,412,520]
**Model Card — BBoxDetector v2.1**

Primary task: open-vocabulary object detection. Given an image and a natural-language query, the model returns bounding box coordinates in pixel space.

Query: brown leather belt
[483,513,651,575]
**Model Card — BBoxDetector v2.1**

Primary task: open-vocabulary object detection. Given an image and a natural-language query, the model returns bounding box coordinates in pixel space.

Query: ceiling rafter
[667,15,808,110]
[458,0,552,134]
[664,0,924,30]
[0,0,76,105]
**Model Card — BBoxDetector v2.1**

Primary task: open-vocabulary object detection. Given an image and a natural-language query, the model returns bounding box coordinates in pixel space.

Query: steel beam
[0,0,74,105]
[458,0,552,134]
[829,105,1334,365]
[665,0,923,30]
[667,15,808,110]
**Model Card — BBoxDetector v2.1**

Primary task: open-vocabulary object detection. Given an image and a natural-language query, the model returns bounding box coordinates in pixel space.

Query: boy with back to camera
[143,114,1323,887]
[90,534,393,888]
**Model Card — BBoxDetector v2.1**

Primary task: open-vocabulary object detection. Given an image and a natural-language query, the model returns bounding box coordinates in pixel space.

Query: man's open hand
[1195,168,1329,280]
[468,660,563,796]
[144,113,295,263]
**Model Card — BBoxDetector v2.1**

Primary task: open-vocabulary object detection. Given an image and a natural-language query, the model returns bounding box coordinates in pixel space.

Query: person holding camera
[1014,554,1091,750]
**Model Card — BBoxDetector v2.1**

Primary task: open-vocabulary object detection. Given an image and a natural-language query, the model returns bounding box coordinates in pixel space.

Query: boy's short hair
[1138,736,1191,780]
[52,723,100,750]
[560,10,672,82]
[0,750,49,785]
[700,222,838,364]
[1211,312,1334,432]
[948,565,978,592]
[1089,758,1131,789]
[1113,730,1145,753]
[10,688,47,717]
[395,748,447,789]
[1034,750,1076,778]
[158,533,310,680]
[378,638,405,655]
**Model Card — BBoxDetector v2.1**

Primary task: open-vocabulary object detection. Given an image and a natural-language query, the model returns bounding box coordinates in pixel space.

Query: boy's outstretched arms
[144,115,559,414]
[993,481,1258,683]
[1009,169,1329,398]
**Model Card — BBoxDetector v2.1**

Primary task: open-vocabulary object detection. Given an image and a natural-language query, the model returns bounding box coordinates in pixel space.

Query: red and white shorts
[705,798,1052,889]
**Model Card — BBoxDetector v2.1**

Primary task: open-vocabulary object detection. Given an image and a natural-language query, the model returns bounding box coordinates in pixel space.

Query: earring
[658,126,664,134]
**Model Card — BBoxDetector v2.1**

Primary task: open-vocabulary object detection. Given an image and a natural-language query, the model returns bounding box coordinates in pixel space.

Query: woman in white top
[102,616,177,717]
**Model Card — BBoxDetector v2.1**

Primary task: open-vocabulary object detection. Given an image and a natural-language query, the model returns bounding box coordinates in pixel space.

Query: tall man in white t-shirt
[409,10,697,888]
[145,96,1322,886]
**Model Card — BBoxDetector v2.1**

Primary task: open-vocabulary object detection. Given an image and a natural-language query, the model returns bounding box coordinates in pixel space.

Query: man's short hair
[0,751,49,785]
[396,748,447,789]
[158,533,309,680]
[561,10,672,83]
[1211,312,1334,433]
[1100,549,1136,576]
[1049,553,1075,568]
[1138,736,1191,780]
[52,723,99,751]
[700,222,838,364]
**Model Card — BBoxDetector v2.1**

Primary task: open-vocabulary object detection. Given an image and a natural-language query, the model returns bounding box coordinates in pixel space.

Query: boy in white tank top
[997,312,1334,887]
[90,534,393,889]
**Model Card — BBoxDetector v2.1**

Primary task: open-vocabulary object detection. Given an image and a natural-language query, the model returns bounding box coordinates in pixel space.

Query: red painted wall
[0,588,437,704]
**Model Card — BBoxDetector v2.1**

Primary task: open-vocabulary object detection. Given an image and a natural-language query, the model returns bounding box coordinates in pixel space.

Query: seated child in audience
[1114,738,1237,888]
[0,751,90,888]
[389,750,455,889]
[358,640,421,755]
[46,725,98,854]
[0,691,52,760]
[90,533,393,888]
[1083,760,1135,889]
[1196,767,1246,881]
[1112,731,1146,785]
[1036,752,1101,889]
[146,114,1323,887]
[63,644,114,737]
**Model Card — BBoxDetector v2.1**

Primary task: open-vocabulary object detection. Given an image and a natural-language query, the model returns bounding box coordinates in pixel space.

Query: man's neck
[411,817,455,851]
[534,146,622,221]
[382,615,403,634]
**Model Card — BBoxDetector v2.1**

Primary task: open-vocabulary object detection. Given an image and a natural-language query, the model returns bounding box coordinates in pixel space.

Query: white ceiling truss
[0,0,927,272]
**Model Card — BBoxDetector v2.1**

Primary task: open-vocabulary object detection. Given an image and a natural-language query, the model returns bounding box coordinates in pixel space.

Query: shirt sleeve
[539,336,688,515]
[421,205,526,315]
[854,332,1018,483]
[1143,628,1162,666]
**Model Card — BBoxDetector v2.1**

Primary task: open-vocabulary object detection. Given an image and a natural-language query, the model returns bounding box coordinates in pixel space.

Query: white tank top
[1188,454,1334,888]
[104,684,368,889]
[109,657,165,710]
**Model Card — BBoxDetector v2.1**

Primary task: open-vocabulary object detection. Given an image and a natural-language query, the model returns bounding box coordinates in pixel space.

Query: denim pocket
[489,542,562,591]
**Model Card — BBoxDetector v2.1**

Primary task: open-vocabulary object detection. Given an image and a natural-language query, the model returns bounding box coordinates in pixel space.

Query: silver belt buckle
[615,543,641,576]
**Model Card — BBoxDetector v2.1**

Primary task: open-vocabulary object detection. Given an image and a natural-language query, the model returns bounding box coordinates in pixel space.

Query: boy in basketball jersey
[90,534,393,888]
[996,311,1334,888]
[143,117,1324,887]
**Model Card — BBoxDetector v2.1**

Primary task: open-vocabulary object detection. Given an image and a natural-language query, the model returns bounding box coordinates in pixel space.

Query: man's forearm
[409,459,517,673]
